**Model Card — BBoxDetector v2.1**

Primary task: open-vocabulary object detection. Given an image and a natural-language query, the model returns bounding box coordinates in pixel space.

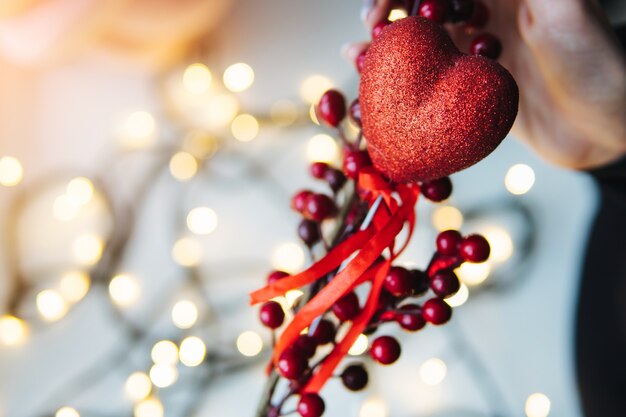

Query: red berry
[395,304,426,331]
[292,190,313,212]
[259,301,285,329]
[372,20,390,39]
[304,194,337,222]
[370,335,401,365]
[267,270,289,285]
[349,99,361,127]
[298,219,321,247]
[448,0,474,22]
[430,271,460,298]
[310,162,329,179]
[311,319,336,345]
[384,266,413,296]
[422,298,452,325]
[356,49,367,73]
[419,0,448,24]
[410,269,430,296]
[471,33,502,59]
[340,364,369,391]
[324,168,347,192]
[420,177,452,202]
[277,348,308,379]
[293,334,318,358]
[332,292,361,321]
[436,230,462,256]
[343,150,372,180]
[317,90,346,128]
[465,0,489,29]
[298,393,325,417]
[460,234,490,262]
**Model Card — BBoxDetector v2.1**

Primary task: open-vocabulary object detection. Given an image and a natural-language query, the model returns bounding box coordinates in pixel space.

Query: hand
[349,0,626,170]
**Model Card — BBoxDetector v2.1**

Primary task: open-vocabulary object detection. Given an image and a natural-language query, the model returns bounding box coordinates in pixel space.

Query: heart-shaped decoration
[360,16,519,182]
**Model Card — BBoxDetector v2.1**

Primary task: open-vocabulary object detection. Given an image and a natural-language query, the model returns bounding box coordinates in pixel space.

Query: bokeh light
[237,331,263,357]
[59,271,90,303]
[445,283,469,307]
[285,290,304,308]
[55,407,79,417]
[172,237,202,267]
[359,397,388,417]
[119,111,157,149]
[300,75,333,104]
[223,63,255,92]
[36,289,68,322]
[525,393,551,417]
[149,364,178,388]
[0,156,23,186]
[271,242,305,273]
[171,300,199,329]
[432,206,463,231]
[179,336,206,367]
[109,274,141,307]
[183,63,212,95]
[231,114,259,142]
[134,397,163,417]
[169,152,198,181]
[349,334,369,356]
[186,207,218,235]
[388,8,408,21]
[151,340,179,365]
[505,164,535,195]
[72,234,104,266]
[66,177,94,206]
[125,372,152,402]
[457,262,491,286]
[419,358,447,385]
[482,226,514,263]
[306,134,338,163]
[206,94,239,127]
[0,315,28,346]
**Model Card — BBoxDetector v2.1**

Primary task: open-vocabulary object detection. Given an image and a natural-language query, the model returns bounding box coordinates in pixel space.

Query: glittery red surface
[360,16,519,182]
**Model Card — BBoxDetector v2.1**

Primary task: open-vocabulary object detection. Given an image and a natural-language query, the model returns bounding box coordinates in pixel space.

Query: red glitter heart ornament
[360,16,519,182]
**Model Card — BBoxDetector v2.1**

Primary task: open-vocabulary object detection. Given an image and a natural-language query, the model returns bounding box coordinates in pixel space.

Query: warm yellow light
[179,336,206,367]
[300,75,333,104]
[72,234,104,266]
[525,393,551,417]
[483,226,514,263]
[119,111,157,149]
[432,206,463,231]
[271,242,305,273]
[169,151,198,182]
[270,100,299,127]
[359,397,388,417]
[0,156,23,186]
[66,177,94,206]
[457,262,491,286]
[151,340,179,365]
[183,63,212,95]
[307,134,338,163]
[53,195,81,222]
[0,315,27,346]
[445,283,469,307]
[125,372,152,401]
[36,289,68,322]
[149,364,178,388]
[388,8,408,21]
[505,164,535,195]
[171,300,198,329]
[309,104,320,126]
[109,274,141,307]
[183,131,218,160]
[349,334,369,356]
[172,237,202,267]
[55,407,80,417]
[231,114,259,142]
[186,207,218,235]
[134,397,163,417]
[223,63,255,92]
[285,290,304,308]
[236,331,263,357]
[419,358,447,385]
[59,271,90,303]
[206,94,239,127]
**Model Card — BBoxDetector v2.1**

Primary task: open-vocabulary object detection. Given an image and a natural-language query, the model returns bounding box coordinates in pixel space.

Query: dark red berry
[384,266,413,296]
[304,194,337,222]
[259,301,285,329]
[277,348,308,379]
[370,335,401,365]
[377,289,396,311]
[317,90,346,128]
[356,49,367,73]
[267,270,289,285]
[311,319,336,345]
[332,292,361,321]
[340,364,369,391]
[349,99,361,127]
[460,234,490,262]
[448,0,474,22]
[292,190,313,213]
[297,393,325,417]
[343,150,371,180]
[419,0,448,24]
[324,168,347,192]
[430,270,461,298]
[410,269,430,296]
[372,20,390,39]
[422,298,452,325]
[465,0,489,30]
[395,304,426,331]
[420,177,452,202]
[470,33,502,59]
[298,219,321,247]
[436,230,463,256]
[310,162,329,179]
[293,334,318,358]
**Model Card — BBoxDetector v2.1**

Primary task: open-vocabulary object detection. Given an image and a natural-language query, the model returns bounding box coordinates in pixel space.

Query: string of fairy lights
[0,7,551,417]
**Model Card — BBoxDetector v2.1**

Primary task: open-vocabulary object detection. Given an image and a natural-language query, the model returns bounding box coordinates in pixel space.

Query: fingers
[362,0,394,30]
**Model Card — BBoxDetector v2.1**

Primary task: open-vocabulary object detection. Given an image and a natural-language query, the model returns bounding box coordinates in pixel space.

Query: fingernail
[361,0,375,23]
